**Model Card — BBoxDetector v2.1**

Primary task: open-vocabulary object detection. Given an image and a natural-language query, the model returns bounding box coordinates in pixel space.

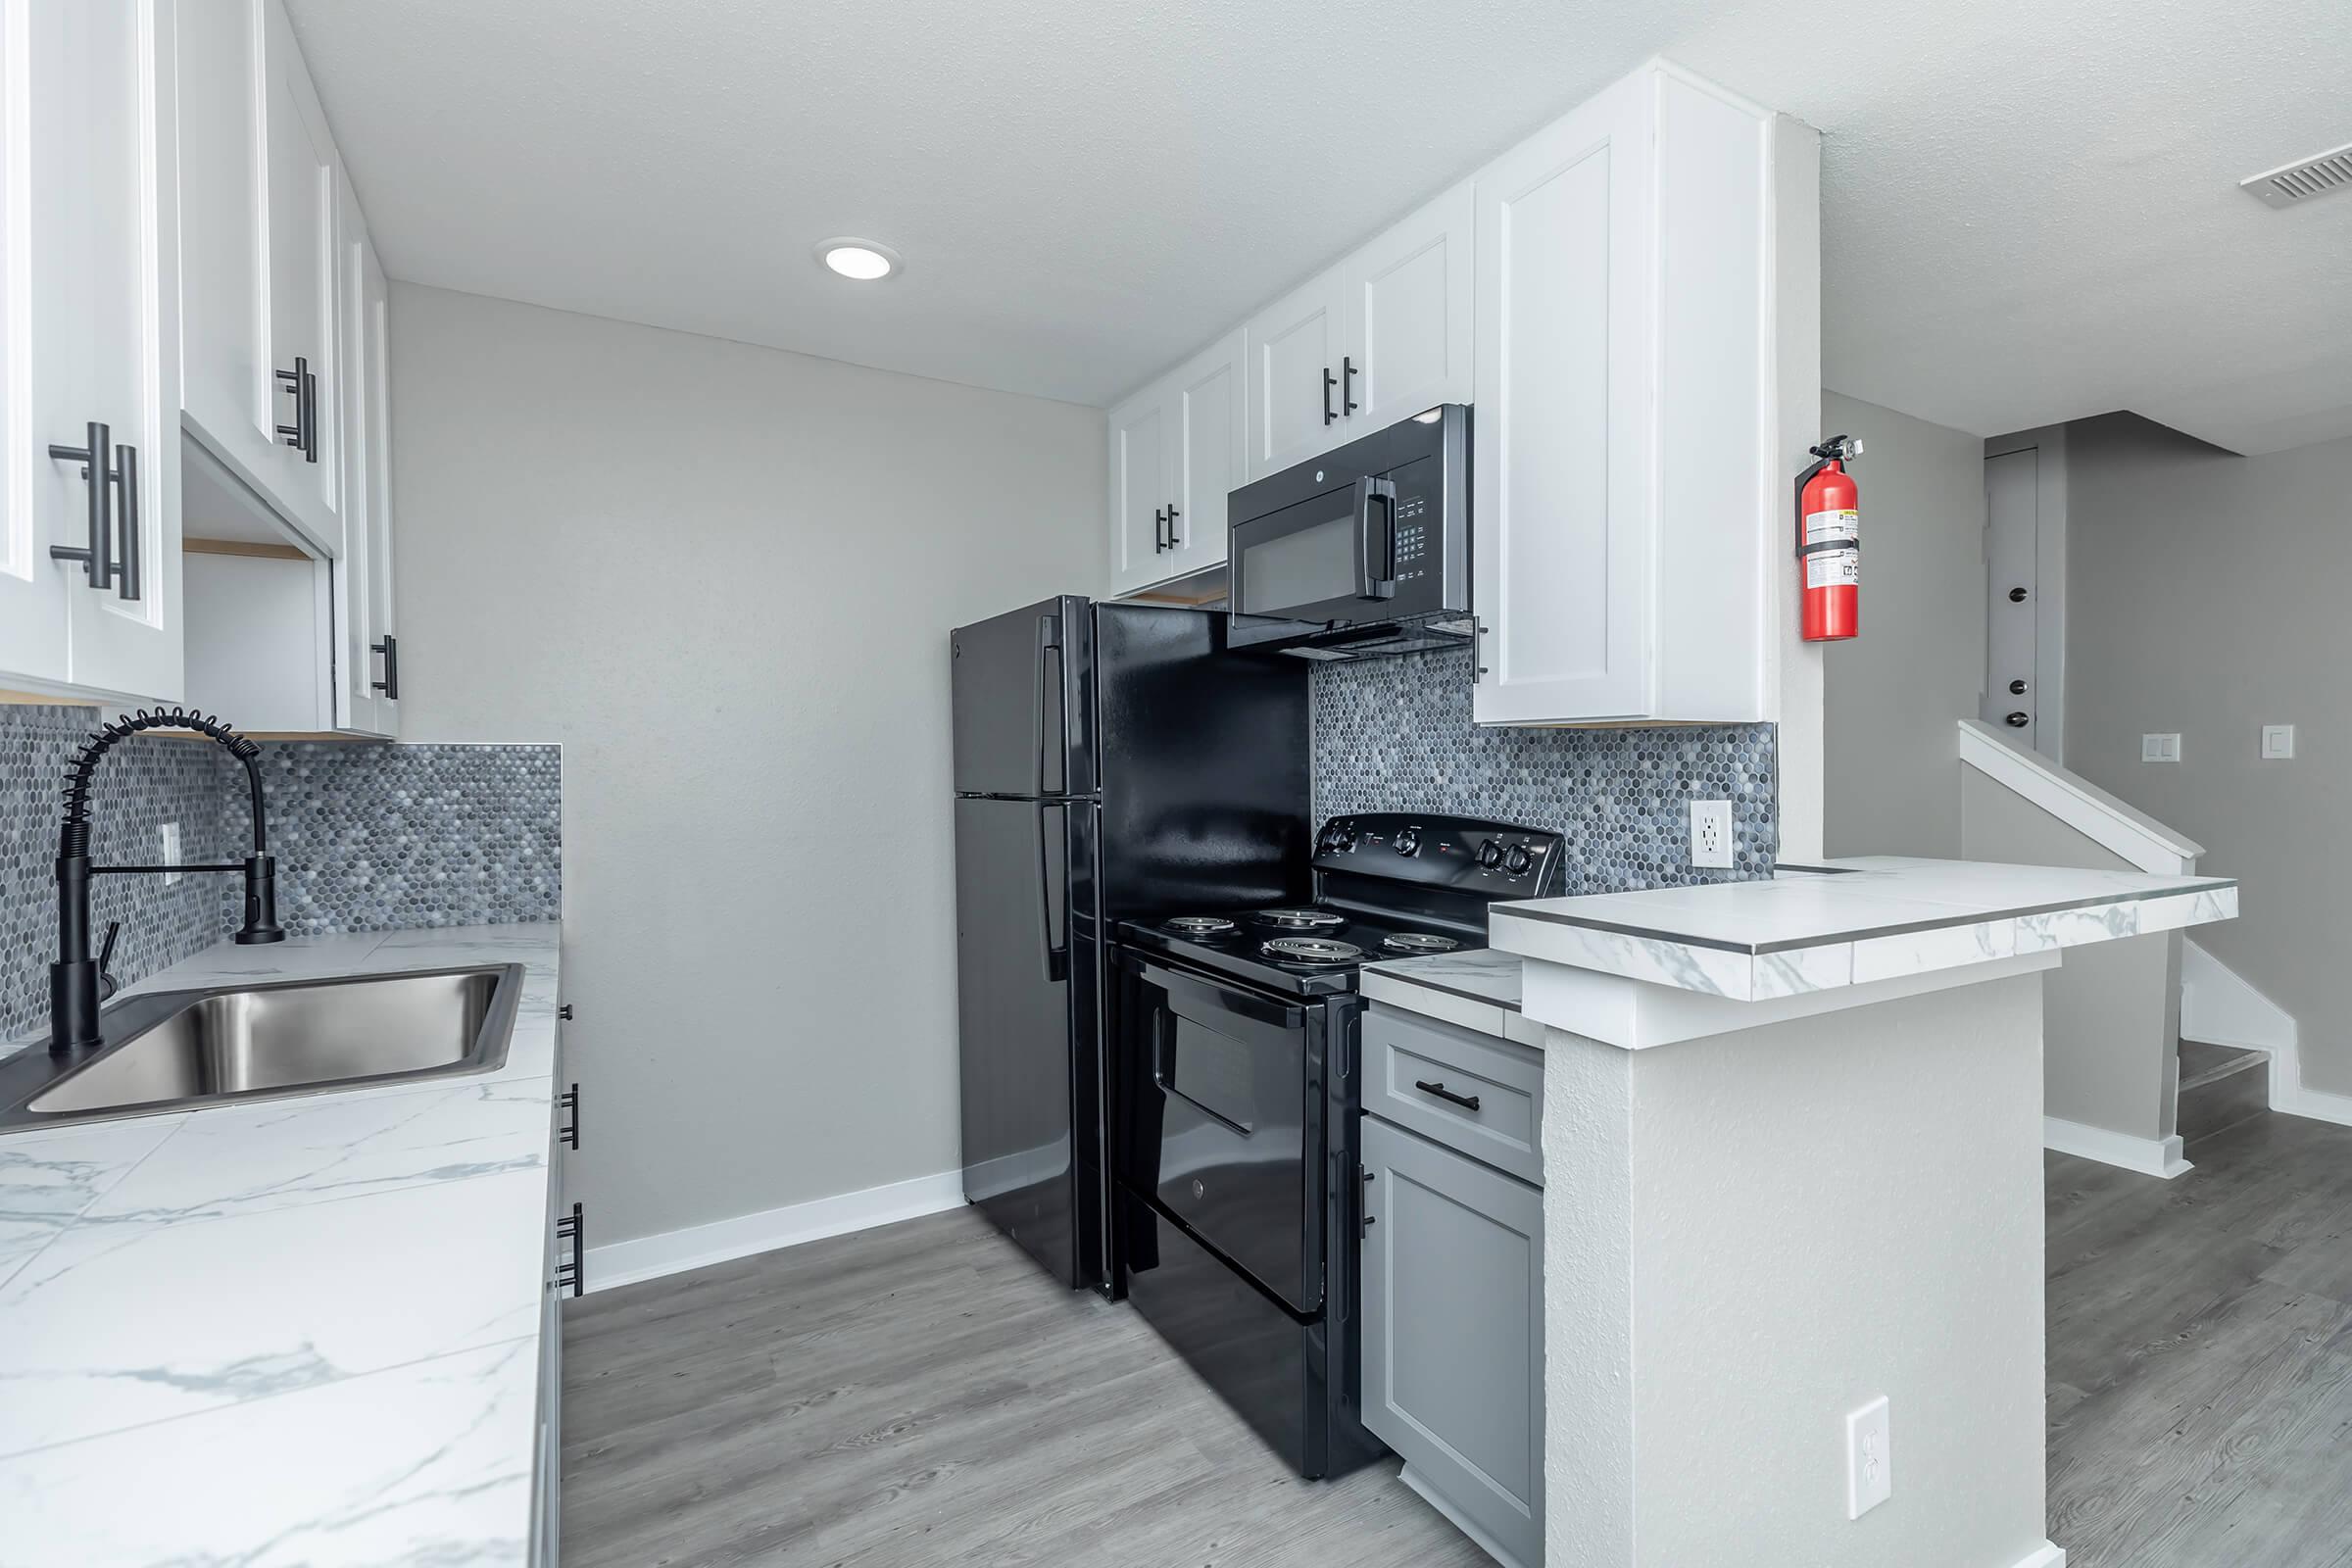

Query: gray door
[1360,1115,1544,1567]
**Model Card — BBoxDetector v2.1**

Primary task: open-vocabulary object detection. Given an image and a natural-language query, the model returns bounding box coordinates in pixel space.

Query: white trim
[2043,1116,2191,1180]
[2175,940,2352,1127]
[1958,719,2201,873]
[584,1169,964,1293]
[2010,1544,2067,1568]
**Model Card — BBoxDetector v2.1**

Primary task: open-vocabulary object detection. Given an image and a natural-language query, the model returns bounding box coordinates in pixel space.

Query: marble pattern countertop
[0,922,562,1566]
[1490,856,2236,1002]
[1361,948,1545,1048]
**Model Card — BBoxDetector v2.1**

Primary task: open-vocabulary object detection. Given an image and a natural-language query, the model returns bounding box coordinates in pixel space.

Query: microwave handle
[1353,475,1397,601]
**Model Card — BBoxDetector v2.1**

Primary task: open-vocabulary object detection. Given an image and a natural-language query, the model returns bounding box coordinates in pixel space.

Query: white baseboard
[584,1168,964,1293]
[2011,1544,2066,1568]
[2043,1116,2191,1179]
[2271,1045,2352,1130]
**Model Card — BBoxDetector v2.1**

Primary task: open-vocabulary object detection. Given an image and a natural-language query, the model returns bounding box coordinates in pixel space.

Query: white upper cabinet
[1243,267,1346,478]
[335,183,397,737]
[178,0,344,559]
[1343,180,1474,433]
[0,0,185,705]
[1473,63,1802,726]
[1105,330,1244,596]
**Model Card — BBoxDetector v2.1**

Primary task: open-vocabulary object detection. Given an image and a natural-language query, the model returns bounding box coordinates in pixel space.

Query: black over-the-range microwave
[1226,404,1471,660]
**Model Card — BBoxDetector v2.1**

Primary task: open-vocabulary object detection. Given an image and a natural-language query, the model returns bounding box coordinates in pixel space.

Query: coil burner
[1163,915,1240,939]
[1380,932,1461,956]
[1261,936,1364,966]
[1250,907,1348,931]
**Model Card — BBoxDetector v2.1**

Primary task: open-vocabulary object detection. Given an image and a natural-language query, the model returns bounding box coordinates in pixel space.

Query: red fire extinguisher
[1795,435,1862,642]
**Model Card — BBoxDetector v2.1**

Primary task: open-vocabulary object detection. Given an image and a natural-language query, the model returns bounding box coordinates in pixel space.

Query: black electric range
[1109,813,1564,1479]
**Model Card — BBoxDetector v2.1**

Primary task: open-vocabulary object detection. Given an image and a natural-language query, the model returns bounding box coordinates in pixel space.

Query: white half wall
[390,284,1105,1249]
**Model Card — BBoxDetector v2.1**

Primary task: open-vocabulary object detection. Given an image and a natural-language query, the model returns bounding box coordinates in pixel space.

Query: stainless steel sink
[0,965,522,1131]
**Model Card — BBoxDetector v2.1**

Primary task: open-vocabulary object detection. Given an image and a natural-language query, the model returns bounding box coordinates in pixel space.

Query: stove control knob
[1477,840,1504,869]
[1395,826,1423,857]
[1503,845,1535,877]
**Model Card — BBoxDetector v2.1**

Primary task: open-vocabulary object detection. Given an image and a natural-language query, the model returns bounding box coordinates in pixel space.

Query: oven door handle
[1139,960,1305,1030]
[1353,475,1397,602]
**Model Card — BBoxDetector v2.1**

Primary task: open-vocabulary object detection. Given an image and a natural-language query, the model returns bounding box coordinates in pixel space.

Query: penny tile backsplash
[0,706,560,1047]
[1311,647,1778,893]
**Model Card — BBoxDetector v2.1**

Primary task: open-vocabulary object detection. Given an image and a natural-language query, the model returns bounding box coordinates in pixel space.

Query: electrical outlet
[1689,801,1734,870]
[2141,733,2181,763]
[1846,1396,1891,1519]
[160,822,181,886]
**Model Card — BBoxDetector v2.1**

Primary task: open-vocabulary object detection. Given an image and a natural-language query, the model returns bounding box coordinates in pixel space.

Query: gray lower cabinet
[529,1038,571,1566]
[1361,1091,1544,1567]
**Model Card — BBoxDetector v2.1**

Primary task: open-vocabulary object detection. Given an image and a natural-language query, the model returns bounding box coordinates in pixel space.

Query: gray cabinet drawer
[1365,1004,1544,1186]
[1360,1115,1544,1568]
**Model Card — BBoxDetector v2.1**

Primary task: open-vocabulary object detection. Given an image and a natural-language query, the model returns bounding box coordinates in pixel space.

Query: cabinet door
[1345,181,1473,431]
[1243,266,1344,478]
[1106,386,1169,594]
[335,187,396,736]
[1471,78,1654,725]
[259,0,341,554]
[1361,1115,1544,1568]
[10,0,184,703]
[1165,330,1242,579]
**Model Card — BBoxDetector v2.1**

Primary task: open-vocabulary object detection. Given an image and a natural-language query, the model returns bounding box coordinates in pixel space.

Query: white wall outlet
[160,822,182,886]
[1689,800,1735,870]
[2140,733,2181,763]
[2261,724,2296,760]
[1845,1395,1892,1520]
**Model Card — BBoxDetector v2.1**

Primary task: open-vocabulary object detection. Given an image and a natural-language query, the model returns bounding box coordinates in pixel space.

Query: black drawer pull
[560,1083,579,1149]
[1414,1079,1481,1112]
[555,1200,585,1298]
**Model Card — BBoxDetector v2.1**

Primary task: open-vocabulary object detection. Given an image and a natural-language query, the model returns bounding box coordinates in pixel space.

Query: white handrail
[1957,719,2201,874]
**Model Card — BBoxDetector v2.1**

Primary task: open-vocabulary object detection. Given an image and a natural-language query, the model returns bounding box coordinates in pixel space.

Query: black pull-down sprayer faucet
[51,709,285,1053]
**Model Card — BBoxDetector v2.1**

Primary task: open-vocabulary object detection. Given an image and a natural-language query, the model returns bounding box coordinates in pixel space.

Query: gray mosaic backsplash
[0,706,561,1046]
[1311,647,1777,893]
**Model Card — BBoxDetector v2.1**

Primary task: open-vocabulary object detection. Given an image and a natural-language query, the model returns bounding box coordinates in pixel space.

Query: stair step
[2179,1040,2271,1149]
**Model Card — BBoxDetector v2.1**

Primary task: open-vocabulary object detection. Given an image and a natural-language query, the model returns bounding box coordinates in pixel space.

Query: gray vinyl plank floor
[560,1204,1488,1567]
[563,1110,2352,1567]
[2046,1108,2352,1568]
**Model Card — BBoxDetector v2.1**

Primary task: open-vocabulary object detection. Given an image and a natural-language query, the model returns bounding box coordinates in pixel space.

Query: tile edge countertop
[0,921,563,1566]
[1485,857,2237,1004]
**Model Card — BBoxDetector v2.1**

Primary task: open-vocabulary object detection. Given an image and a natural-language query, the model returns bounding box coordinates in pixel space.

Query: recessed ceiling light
[817,238,902,281]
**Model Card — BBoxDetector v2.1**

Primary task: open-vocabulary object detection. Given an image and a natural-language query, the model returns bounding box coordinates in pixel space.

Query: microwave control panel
[1390,490,1432,584]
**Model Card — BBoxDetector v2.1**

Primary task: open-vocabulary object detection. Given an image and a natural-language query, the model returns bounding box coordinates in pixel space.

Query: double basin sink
[0,964,523,1132]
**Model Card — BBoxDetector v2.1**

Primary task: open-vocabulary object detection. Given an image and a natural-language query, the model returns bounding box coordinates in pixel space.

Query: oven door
[1117,954,1325,1315]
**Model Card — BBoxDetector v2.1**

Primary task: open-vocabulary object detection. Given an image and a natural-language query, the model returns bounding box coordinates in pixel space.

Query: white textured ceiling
[287,0,2352,454]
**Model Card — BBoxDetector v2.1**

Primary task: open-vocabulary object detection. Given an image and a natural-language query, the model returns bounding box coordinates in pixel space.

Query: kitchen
[1,3,2331,1565]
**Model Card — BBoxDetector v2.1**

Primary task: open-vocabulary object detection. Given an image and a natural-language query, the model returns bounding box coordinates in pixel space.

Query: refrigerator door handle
[1035,614,1065,797]
[1039,803,1070,983]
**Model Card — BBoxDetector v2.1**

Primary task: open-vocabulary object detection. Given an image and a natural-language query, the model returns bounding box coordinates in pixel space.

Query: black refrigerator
[951,596,1308,1293]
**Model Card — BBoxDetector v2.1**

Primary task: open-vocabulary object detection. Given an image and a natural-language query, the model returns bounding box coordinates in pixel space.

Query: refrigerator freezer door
[951,596,1097,800]
[955,795,1107,1289]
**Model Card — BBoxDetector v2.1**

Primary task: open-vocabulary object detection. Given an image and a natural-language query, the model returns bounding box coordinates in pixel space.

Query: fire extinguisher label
[1803,508,1860,546]
[1806,549,1859,590]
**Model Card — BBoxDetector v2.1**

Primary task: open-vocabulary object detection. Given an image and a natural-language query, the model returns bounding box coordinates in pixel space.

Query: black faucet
[51,709,285,1053]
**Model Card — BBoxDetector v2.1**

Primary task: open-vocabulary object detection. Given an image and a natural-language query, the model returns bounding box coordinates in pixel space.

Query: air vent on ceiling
[2240,141,2352,209]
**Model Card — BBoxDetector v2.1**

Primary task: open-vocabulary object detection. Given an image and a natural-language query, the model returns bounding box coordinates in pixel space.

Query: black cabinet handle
[1343,355,1358,415]
[555,1201,585,1297]
[1165,503,1180,549]
[110,444,141,602]
[370,634,399,698]
[560,1083,579,1149]
[1414,1079,1481,1111]
[46,421,115,590]
[1322,366,1338,426]
[559,1003,574,1021]
[1359,1165,1377,1234]
[275,356,318,463]
[1152,506,1167,553]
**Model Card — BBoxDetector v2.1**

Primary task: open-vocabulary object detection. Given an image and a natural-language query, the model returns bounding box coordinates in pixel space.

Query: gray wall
[1961,766,2180,1141]
[2064,415,2352,1095]
[389,284,1105,1248]
[1820,390,1986,858]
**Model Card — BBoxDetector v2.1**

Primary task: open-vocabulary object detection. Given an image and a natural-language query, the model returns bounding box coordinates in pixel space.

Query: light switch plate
[160,822,181,886]
[2262,724,2296,760]
[1846,1395,1892,1519]
[1689,800,1734,869]
[2141,733,2181,763]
